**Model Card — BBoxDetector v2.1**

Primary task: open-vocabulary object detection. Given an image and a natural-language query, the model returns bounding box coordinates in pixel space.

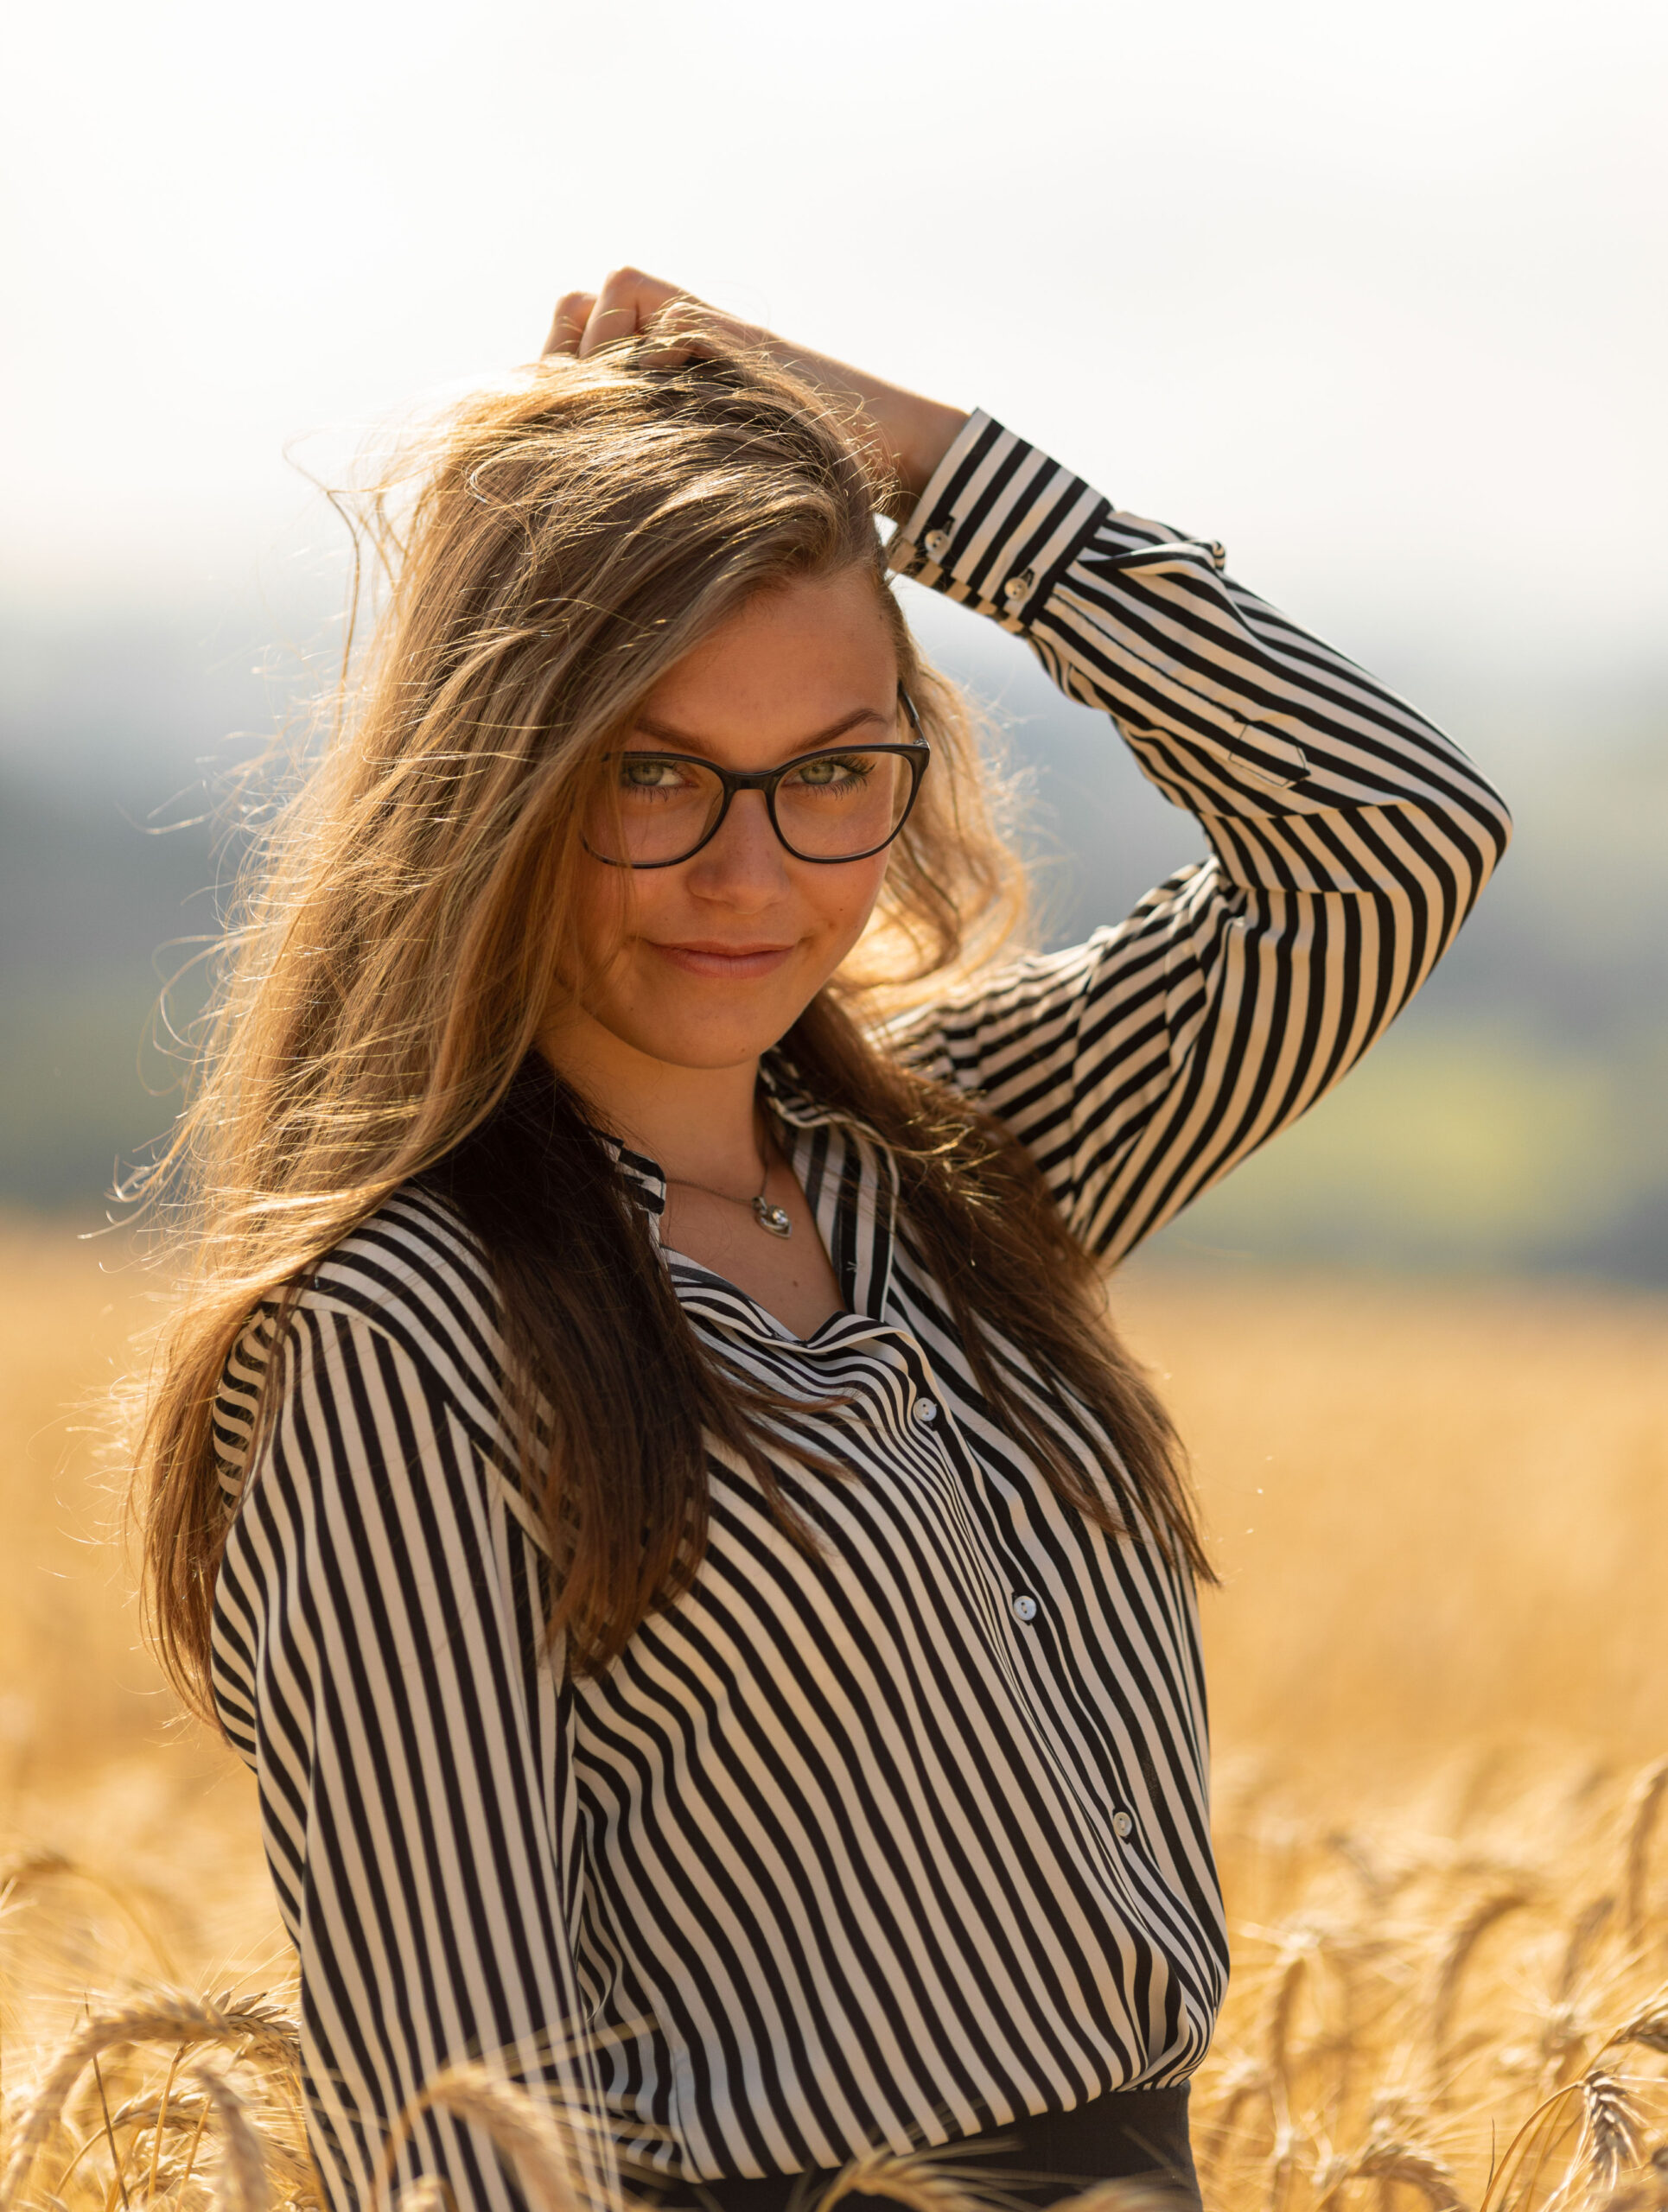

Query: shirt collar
[602,1047,900,1324]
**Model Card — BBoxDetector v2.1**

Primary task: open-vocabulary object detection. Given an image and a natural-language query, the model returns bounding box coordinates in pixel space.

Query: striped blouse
[209,411,1511,2212]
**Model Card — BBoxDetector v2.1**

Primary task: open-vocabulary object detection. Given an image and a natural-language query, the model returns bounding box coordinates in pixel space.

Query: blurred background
[3,0,1664,1274]
[2,0,1666,1783]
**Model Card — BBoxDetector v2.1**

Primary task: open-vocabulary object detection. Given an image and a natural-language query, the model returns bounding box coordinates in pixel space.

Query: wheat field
[2,1218,1665,2210]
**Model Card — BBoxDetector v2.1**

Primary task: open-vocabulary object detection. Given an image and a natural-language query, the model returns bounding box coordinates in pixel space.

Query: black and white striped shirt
[210,413,1511,2212]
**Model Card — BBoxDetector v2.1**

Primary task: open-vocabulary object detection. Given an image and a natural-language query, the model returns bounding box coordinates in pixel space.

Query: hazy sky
[4,0,1665,674]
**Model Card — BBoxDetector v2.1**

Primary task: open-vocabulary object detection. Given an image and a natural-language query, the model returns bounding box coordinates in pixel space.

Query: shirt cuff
[886,410,1111,626]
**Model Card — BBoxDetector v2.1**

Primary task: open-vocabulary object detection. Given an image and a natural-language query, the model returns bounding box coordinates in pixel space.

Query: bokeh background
[4,0,1665,1275]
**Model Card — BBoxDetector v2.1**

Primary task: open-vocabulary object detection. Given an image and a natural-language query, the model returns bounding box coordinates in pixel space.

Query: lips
[646,941,796,981]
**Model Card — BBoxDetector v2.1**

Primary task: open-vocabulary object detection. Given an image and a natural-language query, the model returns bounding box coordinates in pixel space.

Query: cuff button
[1003,569,1035,601]
[924,529,952,559]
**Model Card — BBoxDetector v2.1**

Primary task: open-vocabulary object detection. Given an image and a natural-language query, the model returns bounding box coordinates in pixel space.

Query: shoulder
[882,917,1177,1071]
[212,1184,514,1502]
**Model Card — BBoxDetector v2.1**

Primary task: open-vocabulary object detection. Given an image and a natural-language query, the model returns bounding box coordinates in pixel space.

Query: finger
[543,290,596,357]
[576,270,647,359]
[576,265,688,358]
[638,292,717,367]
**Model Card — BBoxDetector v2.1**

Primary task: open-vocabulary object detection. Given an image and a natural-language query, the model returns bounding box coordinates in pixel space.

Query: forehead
[632,569,900,763]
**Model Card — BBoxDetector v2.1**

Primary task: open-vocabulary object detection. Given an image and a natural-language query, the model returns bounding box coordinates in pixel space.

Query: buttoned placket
[610,1059,1132,1756]
[608,1080,1149,1866]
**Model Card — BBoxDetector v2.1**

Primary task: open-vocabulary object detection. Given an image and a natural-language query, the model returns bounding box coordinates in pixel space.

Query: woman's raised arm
[211,1218,613,2212]
[883,412,1513,1262]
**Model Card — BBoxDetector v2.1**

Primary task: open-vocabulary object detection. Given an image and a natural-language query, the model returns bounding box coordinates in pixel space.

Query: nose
[683,785,793,906]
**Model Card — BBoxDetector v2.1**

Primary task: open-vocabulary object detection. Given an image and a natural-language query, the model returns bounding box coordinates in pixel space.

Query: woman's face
[554,565,907,1076]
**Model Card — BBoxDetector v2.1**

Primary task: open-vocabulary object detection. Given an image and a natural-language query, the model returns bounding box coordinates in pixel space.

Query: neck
[537,1014,767,1192]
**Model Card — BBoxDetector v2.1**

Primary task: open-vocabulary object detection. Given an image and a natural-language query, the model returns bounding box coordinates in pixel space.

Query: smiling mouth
[646,941,797,980]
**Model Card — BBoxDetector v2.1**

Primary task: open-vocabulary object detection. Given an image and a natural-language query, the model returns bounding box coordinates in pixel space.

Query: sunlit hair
[131,340,1210,1718]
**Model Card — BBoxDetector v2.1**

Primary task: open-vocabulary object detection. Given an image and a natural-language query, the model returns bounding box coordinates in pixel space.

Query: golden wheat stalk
[1205,2053,1268,2152]
[1476,2075,1588,2212]
[380,2063,595,2212]
[1314,2111,1473,2212]
[1623,1762,1668,1948]
[1555,1896,1615,2004]
[0,1850,183,1980]
[190,2063,274,2212]
[1610,1999,1668,2062]
[1476,2061,1650,2212]
[1585,2069,1645,2191]
[1261,1935,1319,2095]
[1534,1995,1588,2095]
[95,2089,317,2197]
[1428,1889,1534,2097]
[1351,2140,1471,2210]
[810,2144,998,2212]
[0,1992,300,2212]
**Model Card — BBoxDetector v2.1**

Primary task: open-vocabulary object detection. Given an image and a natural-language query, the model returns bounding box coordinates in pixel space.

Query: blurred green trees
[3,601,1662,1277]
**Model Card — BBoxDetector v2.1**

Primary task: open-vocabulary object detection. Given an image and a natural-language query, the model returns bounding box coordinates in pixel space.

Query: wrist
[892,396,970,505]
[768,341,965,511]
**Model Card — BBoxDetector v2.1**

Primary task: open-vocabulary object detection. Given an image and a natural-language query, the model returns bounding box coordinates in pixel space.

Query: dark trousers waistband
[657,2086,1200,2212]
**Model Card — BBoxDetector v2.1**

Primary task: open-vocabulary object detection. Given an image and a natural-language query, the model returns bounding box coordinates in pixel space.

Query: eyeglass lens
[584,745,918,867]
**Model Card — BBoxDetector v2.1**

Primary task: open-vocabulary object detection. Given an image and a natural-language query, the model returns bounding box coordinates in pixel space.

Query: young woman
[137,270,1510,2212]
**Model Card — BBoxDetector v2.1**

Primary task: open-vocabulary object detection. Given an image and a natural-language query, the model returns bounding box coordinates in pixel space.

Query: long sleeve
[211,1292,611,2212]
[887,410,1512,1262]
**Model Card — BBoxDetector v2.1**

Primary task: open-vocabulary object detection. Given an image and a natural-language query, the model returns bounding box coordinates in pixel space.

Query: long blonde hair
[133,340,1206,1717]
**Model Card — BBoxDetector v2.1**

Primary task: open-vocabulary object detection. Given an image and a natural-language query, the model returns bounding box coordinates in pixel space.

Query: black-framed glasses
[583,689,930,869]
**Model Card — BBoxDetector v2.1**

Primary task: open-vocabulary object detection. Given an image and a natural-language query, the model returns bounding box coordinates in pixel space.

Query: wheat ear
[1206,2054,1269,2151]
[96,2092,317,2197]
[190,2064,273,2212]
[382,2063,592,2212]
[0,1850,181,1976]
[810,2143,994,2212]
[1609,1999,1668,2060]
[1262,1936,1319,2096]
[1429,1890,1533,2094]
[1555,1896,1616,2003]
[1324,2138,1470,2211]
[1585,2069,1644,2191]
[0,1993,301,2212]
[1623,1760,1668,1947]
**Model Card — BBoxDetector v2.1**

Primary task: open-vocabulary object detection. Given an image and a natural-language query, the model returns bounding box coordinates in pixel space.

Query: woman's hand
[542,267,968,510]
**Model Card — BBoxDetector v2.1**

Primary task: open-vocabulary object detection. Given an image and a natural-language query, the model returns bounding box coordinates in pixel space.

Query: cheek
[812,855,891,949]
[563,861,633,984]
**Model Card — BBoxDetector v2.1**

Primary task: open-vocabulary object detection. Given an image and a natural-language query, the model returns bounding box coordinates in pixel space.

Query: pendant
[752,1196,793,1239]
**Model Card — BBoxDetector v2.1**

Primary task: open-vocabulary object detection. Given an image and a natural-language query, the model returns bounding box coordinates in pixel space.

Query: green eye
[790,753,873,790]
[620,757,686,792]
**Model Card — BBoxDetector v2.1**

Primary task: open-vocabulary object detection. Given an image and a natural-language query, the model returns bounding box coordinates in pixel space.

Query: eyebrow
[627,704,893,753]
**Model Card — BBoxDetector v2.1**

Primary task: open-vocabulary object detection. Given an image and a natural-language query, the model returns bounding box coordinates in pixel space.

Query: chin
[615,971,820,1068]
[629,1019,787,1073]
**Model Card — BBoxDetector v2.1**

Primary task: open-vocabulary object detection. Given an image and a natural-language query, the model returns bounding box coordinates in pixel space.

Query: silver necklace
[665,1122,793,1239]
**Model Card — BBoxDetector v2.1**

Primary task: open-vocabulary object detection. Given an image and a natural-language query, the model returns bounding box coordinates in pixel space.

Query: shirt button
[924,529,952,559]
[914,1399,939,1426]
[1003,569,1035,601]
[1011,1594,1038,1623]
[1113,1811,1134,1840]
